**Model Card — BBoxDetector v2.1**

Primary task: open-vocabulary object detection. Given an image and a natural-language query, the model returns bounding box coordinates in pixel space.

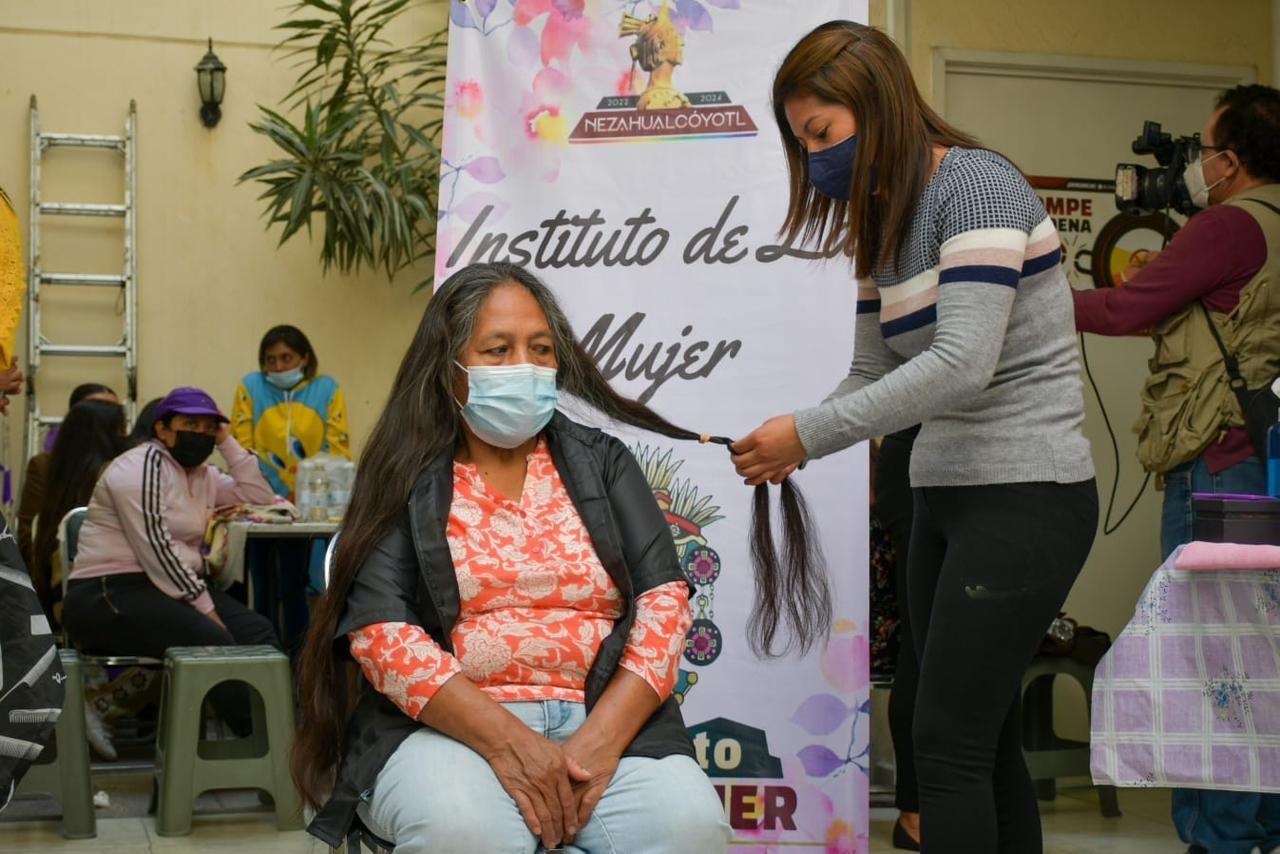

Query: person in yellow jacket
[231,325,349,654]
[231,325,350,499]
[0,186,26,413]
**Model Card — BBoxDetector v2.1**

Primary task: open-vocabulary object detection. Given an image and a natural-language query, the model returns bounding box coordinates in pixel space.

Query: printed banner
[1030,176,1183,293]
[440,1,871,850]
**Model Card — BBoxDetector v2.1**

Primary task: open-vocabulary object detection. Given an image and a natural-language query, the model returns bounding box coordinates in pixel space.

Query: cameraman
[1074,84,1280,854]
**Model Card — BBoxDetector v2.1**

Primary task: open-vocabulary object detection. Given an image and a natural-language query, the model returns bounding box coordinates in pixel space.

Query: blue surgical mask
[456,362,558,449]
[808,133,858,201]
[266,368,305,390]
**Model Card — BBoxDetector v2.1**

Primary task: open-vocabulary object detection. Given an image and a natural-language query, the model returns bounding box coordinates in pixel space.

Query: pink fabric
[1091,546,1280,793]
[1174,540,1280,572]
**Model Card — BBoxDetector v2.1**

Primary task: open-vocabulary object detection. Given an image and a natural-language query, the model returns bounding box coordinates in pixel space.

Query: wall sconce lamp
[195,38,227,128]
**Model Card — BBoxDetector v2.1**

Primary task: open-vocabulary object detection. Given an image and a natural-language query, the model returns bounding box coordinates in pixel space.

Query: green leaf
[317,31,339,66]
[276,18,332,30]
[297,0,342,14]
[243,0,447,285]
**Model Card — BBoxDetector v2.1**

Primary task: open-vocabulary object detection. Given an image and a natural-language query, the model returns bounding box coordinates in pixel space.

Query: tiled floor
[2,783,1184,852]
[0,817,319,853]
[869,785,1185,853]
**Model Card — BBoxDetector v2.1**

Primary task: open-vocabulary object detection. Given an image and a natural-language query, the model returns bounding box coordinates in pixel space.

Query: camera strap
[1198,297,1280,459]
[1199,192,1280,390]
[1239,197,1280,218]
[1198,301,1247,393]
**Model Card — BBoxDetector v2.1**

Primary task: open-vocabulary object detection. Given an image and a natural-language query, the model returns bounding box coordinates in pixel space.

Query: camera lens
[1115,165,1140,204]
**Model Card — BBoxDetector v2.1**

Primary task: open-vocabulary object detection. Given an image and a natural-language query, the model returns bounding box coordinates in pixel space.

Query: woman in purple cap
[63,386,280,733]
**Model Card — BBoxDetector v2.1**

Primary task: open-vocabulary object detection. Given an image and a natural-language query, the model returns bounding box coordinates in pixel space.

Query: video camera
[1114,121,1203,216]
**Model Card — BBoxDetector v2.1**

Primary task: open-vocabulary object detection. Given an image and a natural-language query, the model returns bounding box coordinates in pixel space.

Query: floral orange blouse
[349,439,691,721]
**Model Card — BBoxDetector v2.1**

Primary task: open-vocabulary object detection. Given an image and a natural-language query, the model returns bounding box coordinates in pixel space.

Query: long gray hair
[291,262,830,809]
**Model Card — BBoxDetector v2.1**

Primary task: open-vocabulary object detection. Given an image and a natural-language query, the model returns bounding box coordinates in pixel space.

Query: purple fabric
[1192,493,1276,501]
[42,426,57,453]
[155,387,228,423]
[1091,545,1280,792]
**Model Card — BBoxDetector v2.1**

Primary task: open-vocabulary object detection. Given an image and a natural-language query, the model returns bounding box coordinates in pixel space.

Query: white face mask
[1183,149,1227,209]
[454,362,558,449]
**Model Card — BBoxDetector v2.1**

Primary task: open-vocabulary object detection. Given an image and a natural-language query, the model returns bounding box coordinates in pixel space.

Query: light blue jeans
[363,700,731,854]
[1162,456,1280,854]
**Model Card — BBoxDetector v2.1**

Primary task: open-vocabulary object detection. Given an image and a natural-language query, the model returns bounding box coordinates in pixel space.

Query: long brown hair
[292,262,830,808]
[33,400,126,613]
[773,21,980,278]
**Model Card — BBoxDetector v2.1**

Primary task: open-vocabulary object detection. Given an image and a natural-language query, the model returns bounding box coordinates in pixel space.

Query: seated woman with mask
[63,387,279,732]
[299,263,731,853]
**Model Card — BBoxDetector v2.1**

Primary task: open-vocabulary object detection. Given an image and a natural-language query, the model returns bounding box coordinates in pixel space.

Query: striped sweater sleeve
[794,160,1034,459]
[107,446,215,614]
[819,280,905,406]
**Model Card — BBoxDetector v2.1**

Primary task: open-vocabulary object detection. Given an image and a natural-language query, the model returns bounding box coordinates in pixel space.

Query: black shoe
[1186,847,1208,854]
[893,818,921,852]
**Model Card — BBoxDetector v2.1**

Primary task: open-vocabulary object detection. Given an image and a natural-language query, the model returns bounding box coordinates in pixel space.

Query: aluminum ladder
[25,96,138,462]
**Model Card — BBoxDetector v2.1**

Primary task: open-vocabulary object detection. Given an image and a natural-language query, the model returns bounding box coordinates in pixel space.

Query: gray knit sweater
[794,148,1095,487]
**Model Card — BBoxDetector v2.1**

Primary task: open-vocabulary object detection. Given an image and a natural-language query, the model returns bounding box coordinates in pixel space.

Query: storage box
[1191,494,1280,545]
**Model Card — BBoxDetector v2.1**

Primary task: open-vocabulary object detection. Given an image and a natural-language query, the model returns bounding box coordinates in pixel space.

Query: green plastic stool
[1020,655,1121,817]
[15,648,96,839]
[153,645,302,836]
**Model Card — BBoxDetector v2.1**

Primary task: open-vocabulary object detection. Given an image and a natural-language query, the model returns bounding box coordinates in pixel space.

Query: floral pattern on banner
[437,0,746,275]
[742,617,874,851]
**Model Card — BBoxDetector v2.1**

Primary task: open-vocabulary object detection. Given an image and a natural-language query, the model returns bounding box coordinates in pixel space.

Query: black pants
[875,428,920,814]
[64,575,279,734]
[908,479,1097,854]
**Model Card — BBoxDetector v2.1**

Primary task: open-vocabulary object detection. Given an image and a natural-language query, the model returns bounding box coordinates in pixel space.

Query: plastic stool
[15,648,96,838]
[1021,655,1121,817]
[153,645,302,836]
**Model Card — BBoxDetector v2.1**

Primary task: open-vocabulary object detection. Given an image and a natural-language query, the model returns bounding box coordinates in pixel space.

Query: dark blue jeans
[1162,455,1280,854]
[247,538,325,656]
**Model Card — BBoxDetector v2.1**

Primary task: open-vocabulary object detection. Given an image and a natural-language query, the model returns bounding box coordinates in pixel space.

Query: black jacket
[0,513,65,812]
[308,413,696,846]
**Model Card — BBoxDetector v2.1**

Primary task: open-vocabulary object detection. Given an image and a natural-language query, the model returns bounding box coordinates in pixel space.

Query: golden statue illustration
[619,0,691,110]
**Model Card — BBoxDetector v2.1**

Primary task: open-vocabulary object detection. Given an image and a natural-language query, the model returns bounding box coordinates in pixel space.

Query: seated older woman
[299,263,730,853]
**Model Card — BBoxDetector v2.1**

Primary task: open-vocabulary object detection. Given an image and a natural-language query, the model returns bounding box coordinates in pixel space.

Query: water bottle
[308,464,330,523]
[330,459,356,521]
[1269,378,1280,498]
[294,458,313,520]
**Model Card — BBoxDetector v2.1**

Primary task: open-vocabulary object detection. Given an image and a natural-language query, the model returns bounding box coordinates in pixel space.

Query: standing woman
[731,22,1098,853]
[232,325,350,651]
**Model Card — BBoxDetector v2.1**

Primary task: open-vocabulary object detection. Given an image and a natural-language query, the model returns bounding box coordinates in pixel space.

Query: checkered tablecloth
[1091,545,1280,792]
